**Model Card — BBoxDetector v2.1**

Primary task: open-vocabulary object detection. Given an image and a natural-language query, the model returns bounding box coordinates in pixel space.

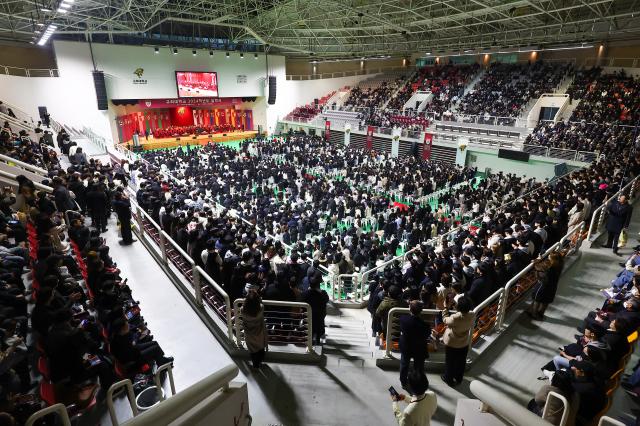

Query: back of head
[407,368,429,396]
[409,300,423,316]
[456,296,473,314]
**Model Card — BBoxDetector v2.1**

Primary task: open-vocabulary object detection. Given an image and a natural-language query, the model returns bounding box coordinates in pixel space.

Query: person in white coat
[391,369,437,426]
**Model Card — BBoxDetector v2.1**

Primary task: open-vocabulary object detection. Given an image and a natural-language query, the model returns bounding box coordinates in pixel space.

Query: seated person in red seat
[109,317,173,369]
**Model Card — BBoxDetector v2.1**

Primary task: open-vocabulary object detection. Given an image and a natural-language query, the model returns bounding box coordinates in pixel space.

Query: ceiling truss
[0,0,639,58]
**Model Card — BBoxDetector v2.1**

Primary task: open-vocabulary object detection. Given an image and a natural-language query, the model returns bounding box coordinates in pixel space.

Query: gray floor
[90,206,640,426]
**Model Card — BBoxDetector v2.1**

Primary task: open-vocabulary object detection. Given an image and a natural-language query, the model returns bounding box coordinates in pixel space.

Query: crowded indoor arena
[0,0,639,425]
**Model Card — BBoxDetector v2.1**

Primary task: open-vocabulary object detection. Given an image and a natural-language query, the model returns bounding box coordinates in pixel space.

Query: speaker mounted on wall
[92,71,108,111]
[267,76,277,105]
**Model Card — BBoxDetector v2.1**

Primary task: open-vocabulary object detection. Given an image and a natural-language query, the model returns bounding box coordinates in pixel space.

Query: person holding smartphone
[390,368,437,426]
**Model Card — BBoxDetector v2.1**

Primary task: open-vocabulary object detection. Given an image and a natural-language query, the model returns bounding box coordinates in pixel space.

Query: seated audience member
[109,316,173,370]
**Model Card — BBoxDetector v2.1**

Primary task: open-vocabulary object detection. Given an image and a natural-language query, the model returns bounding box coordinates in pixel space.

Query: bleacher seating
[458,62,571,124]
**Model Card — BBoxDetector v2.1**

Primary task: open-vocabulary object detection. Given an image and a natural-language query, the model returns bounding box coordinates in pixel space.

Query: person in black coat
[398,300,431,389]
[527,252,564,320]
[109,317,173,370]
[603,195,633,255]
[302,277,329,345]
[112,190,135,245]
[86,184,109,233]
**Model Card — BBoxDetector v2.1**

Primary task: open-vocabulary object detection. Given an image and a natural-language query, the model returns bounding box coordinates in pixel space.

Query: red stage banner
[423,132,433,160]
[366,126,375,150]
[325,120,331,140]
[137,97,242,108]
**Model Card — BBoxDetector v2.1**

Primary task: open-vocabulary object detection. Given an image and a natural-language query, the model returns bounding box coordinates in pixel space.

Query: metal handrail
[543,391,570,426]
[107,379,139,426]
[0,152,48,175]
[0,169,52,192]
[469,380,552,426]
[233,298,315,354]
[384,307,442,358]
[196,265,233,340]
[598,416,626,426]
[0,64,59,77]
[121,364,240,426]
[25,404,71,426]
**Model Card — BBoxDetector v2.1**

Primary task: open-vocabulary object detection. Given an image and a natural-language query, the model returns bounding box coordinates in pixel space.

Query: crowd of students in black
[0,126,172,422]
[458,62,570,122]
[525,70,640,156]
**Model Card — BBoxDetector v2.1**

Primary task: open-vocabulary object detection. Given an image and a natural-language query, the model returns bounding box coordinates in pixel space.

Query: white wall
[526,94,569,128]
[0,41,375,141]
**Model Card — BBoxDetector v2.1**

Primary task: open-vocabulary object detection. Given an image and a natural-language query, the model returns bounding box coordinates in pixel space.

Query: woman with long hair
[241,290,268,369]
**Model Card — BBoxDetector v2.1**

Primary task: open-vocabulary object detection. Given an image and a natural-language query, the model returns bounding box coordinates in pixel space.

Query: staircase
[557,99,581,122]
[323,306,376,366]
[380,68,417,111]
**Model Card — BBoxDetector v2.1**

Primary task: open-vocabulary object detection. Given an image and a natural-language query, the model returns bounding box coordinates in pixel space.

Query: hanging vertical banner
[324,120,331,141]
[344,123,351,146]
[391,128,401,158]
[366,126,375,150]
[423,132,433,160]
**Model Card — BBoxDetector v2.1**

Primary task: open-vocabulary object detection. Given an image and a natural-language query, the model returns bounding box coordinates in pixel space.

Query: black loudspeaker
[498,149,529,162]
[314,98,319,106]
[267,76,276,105]
[92,71,108,111]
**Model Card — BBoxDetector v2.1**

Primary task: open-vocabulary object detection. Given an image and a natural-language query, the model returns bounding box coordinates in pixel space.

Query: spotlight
[225,51,230,58]
[254,53,258,59]
[57,8,67,13]
[209,50,214,56]
[240,52,244,59]
[172,48,178,55]
[192,50,197,56]
[59,2,71,8]
[154,47,159,54]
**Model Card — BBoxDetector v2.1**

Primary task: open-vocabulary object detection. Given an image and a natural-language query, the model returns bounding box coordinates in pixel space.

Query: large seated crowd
[458,62,571,123]
[0,117,172,423]
[525,69,640,155]
[1,62,639,425]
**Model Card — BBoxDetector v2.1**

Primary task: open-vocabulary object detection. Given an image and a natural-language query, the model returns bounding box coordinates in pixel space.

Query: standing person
[602,195,633,256]
[241,290,268,369]
[302,276,329,345]
[391,368,437,426]
[86,184,109,233]
[441,296,474,387]
[527,252,564,320]
[112,190,136,246]
[399,300,431,390]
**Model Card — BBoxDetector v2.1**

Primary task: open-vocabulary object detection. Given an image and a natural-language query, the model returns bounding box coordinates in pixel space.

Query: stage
[123,130,258,150]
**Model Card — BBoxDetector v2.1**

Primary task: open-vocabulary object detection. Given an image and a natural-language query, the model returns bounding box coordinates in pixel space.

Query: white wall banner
[344,123,351,146]
[391,128,401,158]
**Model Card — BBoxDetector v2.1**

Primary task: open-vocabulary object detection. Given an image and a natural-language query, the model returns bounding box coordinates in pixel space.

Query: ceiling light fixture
[254,53,258,59]
[37,23,57,45]
[154,47,159,54]
[59,3,71,8]
[240,53,244,59]
[192,50,197,56]
[172,47,178,54]
[57,7,67,13]
[225,51,230,58]
[209,50,214,56]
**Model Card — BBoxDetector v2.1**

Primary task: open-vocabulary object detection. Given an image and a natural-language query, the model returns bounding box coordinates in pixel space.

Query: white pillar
[391,128,401,158]
[344,123,351,147]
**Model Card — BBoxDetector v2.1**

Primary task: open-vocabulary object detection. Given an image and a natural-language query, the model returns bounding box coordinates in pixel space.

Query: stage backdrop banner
[169,106,195,127]
[325,121,331,141]
[423,132,433,160]
[366,126,375,150]
[137,97,243,108]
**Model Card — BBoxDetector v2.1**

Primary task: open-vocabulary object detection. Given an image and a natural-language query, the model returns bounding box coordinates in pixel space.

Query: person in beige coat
[392,369,437,426]
[241,290,268,368]
[441,296,474,387]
